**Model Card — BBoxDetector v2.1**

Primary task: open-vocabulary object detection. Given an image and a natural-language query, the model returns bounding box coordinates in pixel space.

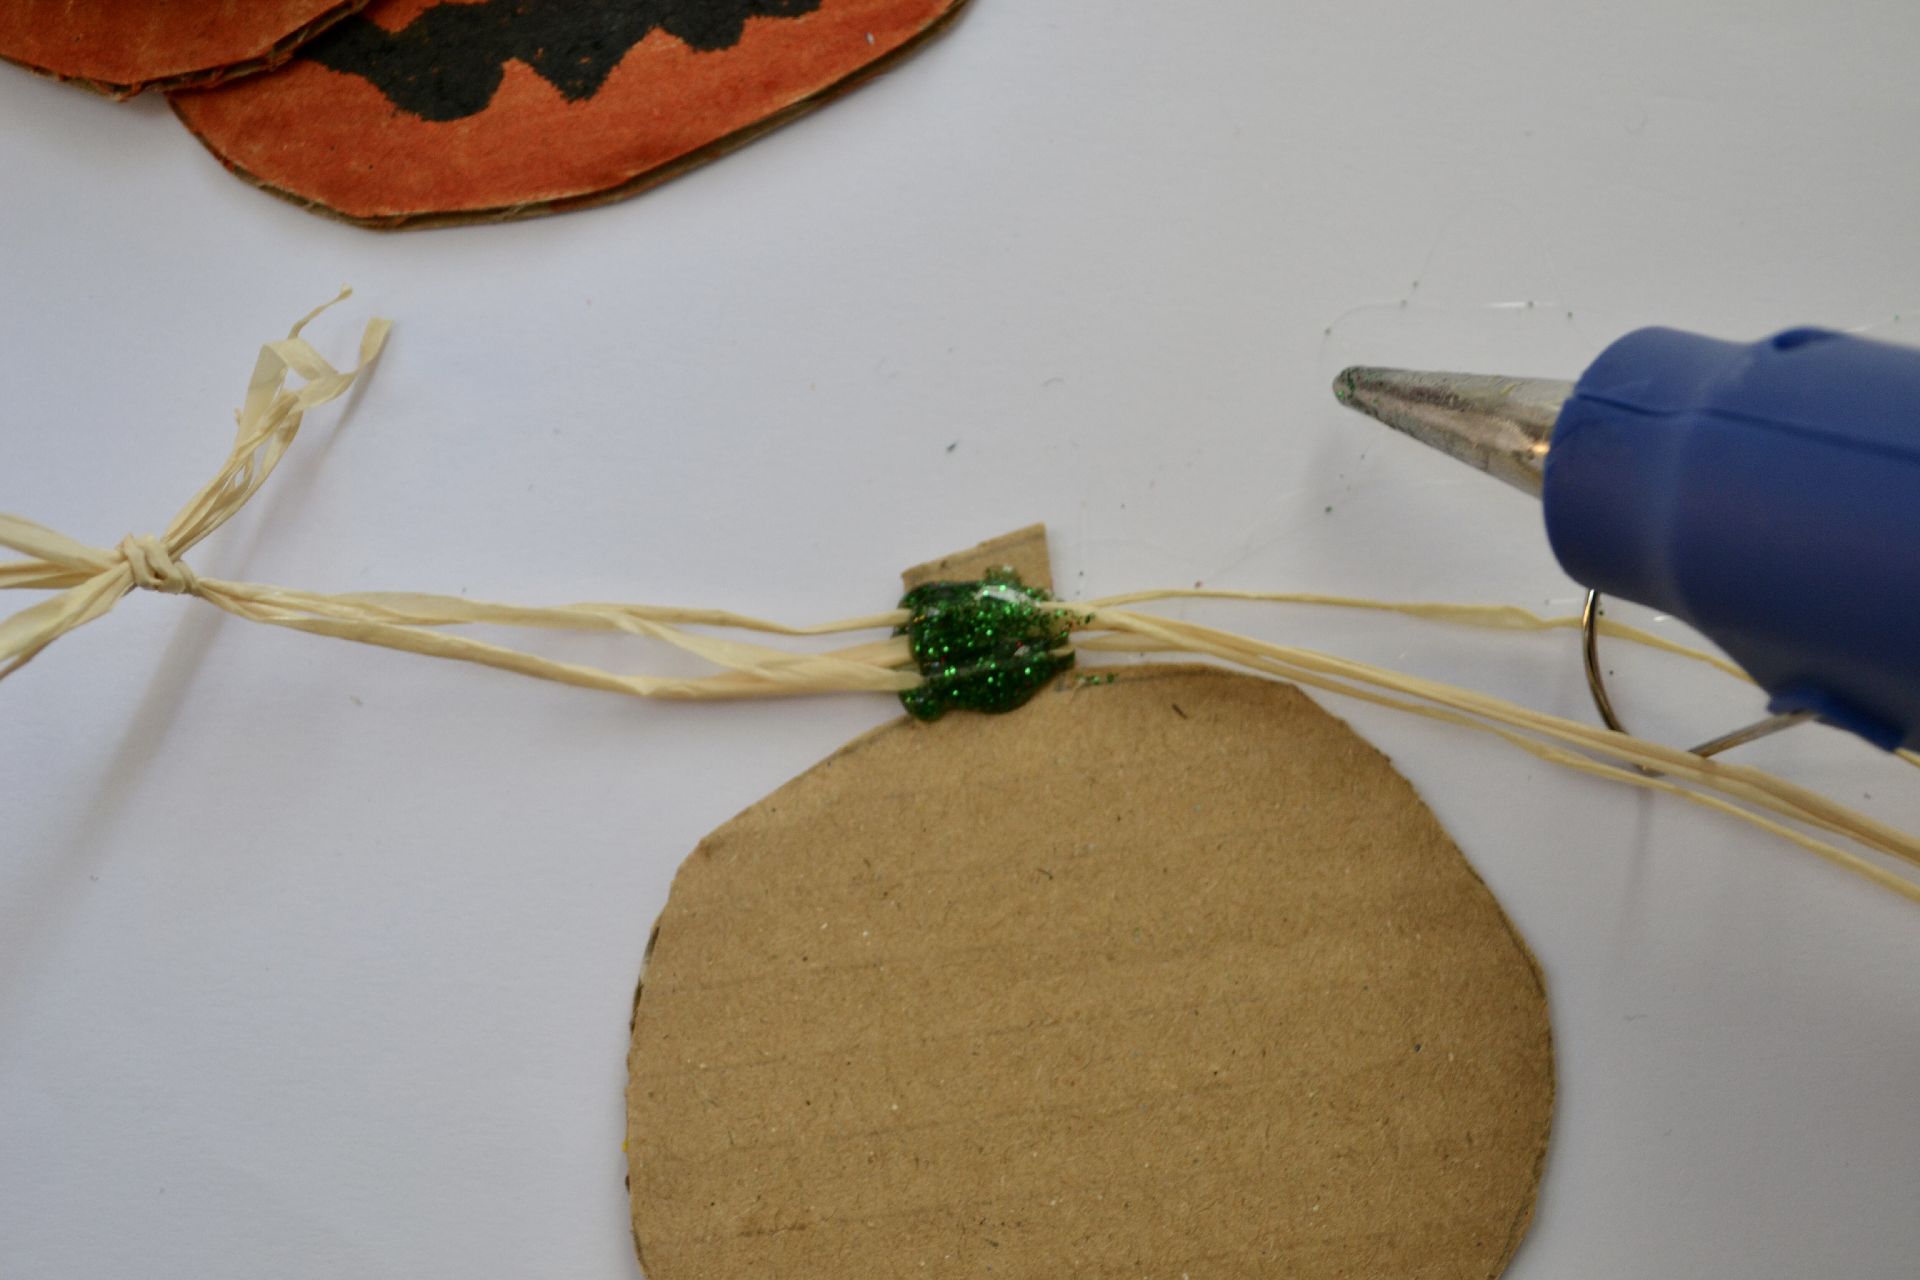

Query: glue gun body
[1338,326,1920,751]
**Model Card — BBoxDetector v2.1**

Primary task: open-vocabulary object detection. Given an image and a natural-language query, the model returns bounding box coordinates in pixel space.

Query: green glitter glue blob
[896,568,1075,720]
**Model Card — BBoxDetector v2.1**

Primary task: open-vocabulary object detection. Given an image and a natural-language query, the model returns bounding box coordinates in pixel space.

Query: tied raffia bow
[0,294,915,697]
[3,297,1919,903]
[0,296,388,678]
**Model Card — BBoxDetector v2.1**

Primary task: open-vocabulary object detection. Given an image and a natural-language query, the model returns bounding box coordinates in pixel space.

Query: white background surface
[4,2,1919,1276]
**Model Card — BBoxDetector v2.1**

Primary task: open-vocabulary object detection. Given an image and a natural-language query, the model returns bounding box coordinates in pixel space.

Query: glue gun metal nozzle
[1333,366,1572,497]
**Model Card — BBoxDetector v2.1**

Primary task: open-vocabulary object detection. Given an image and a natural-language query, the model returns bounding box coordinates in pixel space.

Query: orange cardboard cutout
[171,0,970,227]
[628,666,1554,1279]
[0,0,367,97]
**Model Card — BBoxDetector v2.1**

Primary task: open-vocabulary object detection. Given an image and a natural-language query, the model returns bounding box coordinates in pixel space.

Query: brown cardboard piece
[900,522,1053,593]
[627,661,1553,1278]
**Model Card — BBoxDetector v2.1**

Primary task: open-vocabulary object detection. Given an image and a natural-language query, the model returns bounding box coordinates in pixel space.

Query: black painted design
[305,0,825,122]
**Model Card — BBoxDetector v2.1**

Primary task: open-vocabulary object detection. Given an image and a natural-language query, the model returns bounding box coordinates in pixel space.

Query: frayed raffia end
[0,292,914,700]
[4,301,1918,905]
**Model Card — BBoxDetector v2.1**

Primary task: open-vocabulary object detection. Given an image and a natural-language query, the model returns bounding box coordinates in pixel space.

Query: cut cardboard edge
[628,525,1550,1275]
[168,0,975,230]
[900,522,1052,593]
[632,519,1051,1046]
[2,0,370,100]
[625,663,1555,1279]
[625,513,1040,1261]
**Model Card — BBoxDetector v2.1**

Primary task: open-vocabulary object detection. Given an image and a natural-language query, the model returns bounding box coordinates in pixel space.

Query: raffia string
[5,298,1916,905]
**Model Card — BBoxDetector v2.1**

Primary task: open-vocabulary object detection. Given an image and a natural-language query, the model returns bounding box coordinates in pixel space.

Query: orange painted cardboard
[0,0,367,97]
[170,0,970,227]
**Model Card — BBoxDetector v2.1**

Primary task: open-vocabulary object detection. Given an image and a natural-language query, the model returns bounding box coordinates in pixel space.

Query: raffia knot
[118,534,199,595]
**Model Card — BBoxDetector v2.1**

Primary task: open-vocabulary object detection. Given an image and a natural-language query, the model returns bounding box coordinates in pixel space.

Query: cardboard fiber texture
[628,665,1553,1279]
[0,0,367,97]
[901,523,1053,593]
[170,0,971,228]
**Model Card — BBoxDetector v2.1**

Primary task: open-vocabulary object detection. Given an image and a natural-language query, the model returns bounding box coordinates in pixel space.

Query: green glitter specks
[896,568,1074,720]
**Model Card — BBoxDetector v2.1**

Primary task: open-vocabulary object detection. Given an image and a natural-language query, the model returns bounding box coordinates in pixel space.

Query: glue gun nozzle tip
[1326,364,1570,497]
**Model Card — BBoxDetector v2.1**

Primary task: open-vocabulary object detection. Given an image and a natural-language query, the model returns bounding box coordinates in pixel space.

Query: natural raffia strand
[4,299,1917,904]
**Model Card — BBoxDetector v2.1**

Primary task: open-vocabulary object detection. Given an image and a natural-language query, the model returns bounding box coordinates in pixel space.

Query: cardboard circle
[0,0,368,97]
[628,666,1553,1278]
[169,0,969,228]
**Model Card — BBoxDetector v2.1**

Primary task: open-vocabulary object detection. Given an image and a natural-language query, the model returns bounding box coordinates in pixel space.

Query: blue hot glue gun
[1336,326,1920,753]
